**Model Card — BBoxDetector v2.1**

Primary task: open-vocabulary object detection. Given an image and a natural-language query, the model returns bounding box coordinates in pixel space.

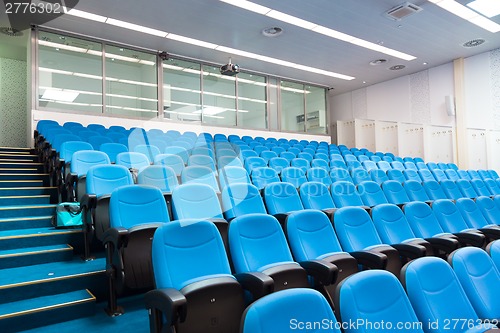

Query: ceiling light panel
[105,18,168,37]
[467,0,500,17]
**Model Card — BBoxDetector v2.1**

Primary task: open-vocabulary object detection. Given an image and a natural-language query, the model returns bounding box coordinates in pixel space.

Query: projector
[220,63,240,76]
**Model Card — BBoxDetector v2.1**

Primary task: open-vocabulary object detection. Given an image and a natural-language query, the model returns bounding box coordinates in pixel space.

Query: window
[38,31,102,113]
[202,65,236,127]
[305,85,327,134]
[280,81,305,132]
[237,73,267,130]
[105,45,158,118]
[162,58,202,122]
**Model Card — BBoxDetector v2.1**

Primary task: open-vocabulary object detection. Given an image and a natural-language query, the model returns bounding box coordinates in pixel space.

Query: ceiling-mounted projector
[220,58,239,76]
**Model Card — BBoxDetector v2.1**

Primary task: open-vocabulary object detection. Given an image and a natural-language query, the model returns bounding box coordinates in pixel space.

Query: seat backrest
[250,167,280,190]
[440,179,464,200]
[431,168,448,182]
[382,180,410,205]
[218,155,243,170]
[52,134,82,152]
[468,169,481,180]
[457,169,472,180]
[333,206,383,252]
[422,180,447,200]
[241,288,340,333]
[164,146,189,164]
[444,169,460,181]
[358,180,388,207]
[475,196,500,225]
[260,150,278,163]
[403,201,446,238]
[306,167,332,186]
[455,179,477,199]
[270,146,285,155]
[154,154,185,177]
[244,156,267,174]
[455,198,489,229]
[372,203,418,244]
[403,169,422,183]
[137,165,178,193]
[370,155,382,163]
[310,158,329,171]
[403,180,430,202]
[362,160,378,172]
[290,158,310,173]
[110,185,170,229]
[330,168,353,183]
[484,178,500,195]
[220,166,250,190]
[264,182,304,215]
[449,247,500,321]
[188,155,216,172]
[488,240,500,272]
[134,144,161,163]
[337,270,424,333]
[387,169,406,183]
[216,148,237,158]
[181,166,220,192]
[86,164,134,197]
[229,213,294,273]
[299,181,335,210]
[87,136,113,150]
[370,169,389,185]
[116,152,150,171]
[391,161,405,171]
[171,183,223,219]
[330,181,364,208]
[221,183,266,220]
[70,150,110,176]
[418,169,435,182]
[351,168,371,184]
[470,179,492,196]
[477,169,492,181]
[377,161,392,172]
[416,161,428,170]
[426,162,438,170]
[404,161,418,170]
[99,142,128,164]
[437,162,448,170]
[60,141,94,164]
[281,167,307,188]
[402,257,489,333]
[431,199,471,233]
[280,151,296,162]
[297,152,313,162]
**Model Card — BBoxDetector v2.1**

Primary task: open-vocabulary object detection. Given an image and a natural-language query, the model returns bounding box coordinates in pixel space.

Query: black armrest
[80,194,97,211]
[454,231,485,247]
[425,236,460,253]
[299,259,338,286]
[234,272,274,300]
[392,243,427,259]
[145,288,187,326]
[102,227,129,249]
[66,172,78,187]
[350,250,387,269]
[272,213,289,226]
[321,208,337,220]
[478,227,500,241]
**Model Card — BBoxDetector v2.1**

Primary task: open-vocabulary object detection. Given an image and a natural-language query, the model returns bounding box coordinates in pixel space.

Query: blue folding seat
[164,146,189,164]
[330,181,364,208]
[270,146,285,156]
[343,154,357,163]
[330,154,344,162]
[337,270,424,333]
[403,180,431,202]
[404,161,418,170]
[489,169,499,179]
[241,288,340,333]
[387,169,407,183]
[382,180,411,205]
[287,147,301,156]
[310,158,329,171]
[255,136,266,143]
[66,150,110,201]
[268,157,289,174]
[219,166,250,190]
[77,130,100,143]
[394,156,404,163]
[347,160,362,169]
[330,160,348,169]
[370,169,389,185]
[455,198,500,242]
[362,160,378,172]
[56,141,94,187]
[377,161,392,172]
[382,156,394,163]
[456,179,478,198]
[391,161,405,171]
[369,155,382,163]
[449,247,500,321]
[181,166,220,192]
[357,154,369,162]
[280,151,296,162]
[330,168,353,183]
[432,199,486,247]
[403,169,422,182]
[290,157,310,173]
[116,152,151,176]
[444,168,460,181]
[105,132,126,144]
[86,123,106,133]
[447,162,459,170]
[191,147,214,159]
[251,167,280,191]
[137,165,178,193]
[216,148,237,158]
[314,152,329,162]
[333,207,403,275]
[244,156,267,175]
[264,143,276,150]
[306,167,332,186]
[402,257,498,333]
[457,169,472,180]
[264,182,304,224]
[351,167,371,184]
[468,169,482,180]
[299,182,335,213]
[281,167,307,188]
[87,136,113,150]
[476,196,500,226]
[437,162,448,170]
[302,148,315,157]
[440,179,464,200]
[81,164,134,259]
[418,169,436,182]
[63,121,84,130]
[253,145,268,156]
[427,162,438,170]
[484,178,500,195]
[154,153,185,178]
[134,144,161,164]
[145,220,245,333]
[416,161,428,170]
[259,150,277,163]
[471,179,493,197]
[478,169,492,181]
[422,180,447,200]
[108,125,126,133]
[358,180,388,207]
[431,168,448,182]
[104,185,170,315]
[487,240,500,271]
[221,183,266,220]
[49,134,82,165]
[187,155,216,174]
[217,155,243,170]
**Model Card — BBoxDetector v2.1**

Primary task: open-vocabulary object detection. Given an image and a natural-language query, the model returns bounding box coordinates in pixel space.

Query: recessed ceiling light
[467,0,500,18]
[262,27,283,37]
[423,62,428,65]
[389,65,406,70]
[369,59,388,66]
[463,38,486,47]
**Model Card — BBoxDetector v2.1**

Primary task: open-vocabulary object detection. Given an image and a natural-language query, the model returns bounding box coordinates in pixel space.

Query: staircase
[0,147,107,332]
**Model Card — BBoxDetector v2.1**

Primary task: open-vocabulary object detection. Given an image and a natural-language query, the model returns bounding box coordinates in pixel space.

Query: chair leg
[105,244,124,317]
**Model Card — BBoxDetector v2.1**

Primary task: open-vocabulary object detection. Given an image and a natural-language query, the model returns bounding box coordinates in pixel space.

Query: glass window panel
[280,81,305,132]
[162,58,201,123]
[38,31,102,113]
[105,45,158,118]
[202,65,236,127]
[237,73,267,130]
[305,85,327,134]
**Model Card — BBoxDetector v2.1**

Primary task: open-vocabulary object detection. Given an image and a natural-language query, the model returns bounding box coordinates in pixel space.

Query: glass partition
[237,73,267,130]
[305,85,327,134]
[280,81,305,132]
[202,65,237,127]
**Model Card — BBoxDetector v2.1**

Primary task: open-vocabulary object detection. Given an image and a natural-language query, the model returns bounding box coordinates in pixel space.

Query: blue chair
[164,146,189,164]
[134,145,161,164]
[456,179,479,198]
[484,178,500,195]
[426,162,439,170]
[357,180,388,207]
[154,154,185,177]
[370,169,389,185]
[310,158,329,171]
[362,160,378,172]
[440,179,465,200]
[403,169,422,182]
[416,161,428,170]
[402,257,498,333]
[218,155,243,169]
[251,167,280,191]
[187,155,216,173]
[457,169,472,180]
[245,156,267,174]
[281,167,307,188]
[306,167,332,186]
[476,196,500,226]
[219,166,250,190]
[404,161,418,170]
[489,169,499,179]
[437,162,449,170]
[377,161,392,172]
[403,180,431,203]
[448,246,500,321]
[260,150,278,163]
[290,158,310,173]
[280,151,296,162]
[387,169,406,183]
[351,168,370,184]
[116,152,151,174]
[264,182,304,224]
[478,169,492,181]
[431,168,448,182]
[330,181,364,208]
[67,150,110,201]
[137,165,178,193]
[106,132,127,143]
[299,182,335,213]
[455,198,500,241]
[337,270,425,333]
[471,179,493,197]
[56,140,94,182]
[487,240,500,272]
[99,143,128,164]
[268,157,289,174]
[87,136,113,150]
[145,220,245,333]
[418,169,435,182]
[382,180,411,205]
[391,161,405,171]
[422,180,448,200]
[221,183,266,220]
[181,166,220,192]
[104,184,170,315]
[468,170,482,180]
[330,168,352,183]
[445,169,460,181]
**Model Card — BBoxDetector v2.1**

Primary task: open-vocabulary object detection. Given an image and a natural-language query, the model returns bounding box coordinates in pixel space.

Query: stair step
[0,204,56,219]
[0,226,80,250]
[0,289,95,332]
[0,180,45,188]
[0,147,32,153]
[0,163,44,171]
[0,216,53,231]
[0,195,51,206]
[0,244,73,268]
[0,174,49,186]
[0,257,106,304]
[0,187,58,203]
[0,154,38,162]
[0,168,44,174]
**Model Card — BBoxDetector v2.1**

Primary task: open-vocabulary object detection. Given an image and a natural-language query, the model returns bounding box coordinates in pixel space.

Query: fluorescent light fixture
[219,0,271,14]
[266,10,317,30]
[194,106,227,115]
[64,8,107,22]
[167,34,218,49]
[428,0,500,32]
[105,18,168,37]
[42,89,79,102]
[467,0,500,17]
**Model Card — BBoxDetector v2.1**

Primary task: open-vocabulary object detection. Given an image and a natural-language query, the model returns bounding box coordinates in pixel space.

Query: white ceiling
[2,0,500,95]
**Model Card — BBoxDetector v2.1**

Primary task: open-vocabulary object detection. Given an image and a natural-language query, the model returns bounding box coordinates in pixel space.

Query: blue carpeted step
[0,180,45,188]
[0,256,106,304]
[0,187,58,203]
[0,153,38,162]
[0,174,49,186]
[0,216,53,231]
[0,204,56,219]
[0,162,44,172]
[0,195,51,206]
[0,289,96,332]
[0,244,74,269]
[0,226,81,250]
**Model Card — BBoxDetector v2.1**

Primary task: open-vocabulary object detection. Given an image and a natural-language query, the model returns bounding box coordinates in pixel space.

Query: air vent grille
[385,2,423,21]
